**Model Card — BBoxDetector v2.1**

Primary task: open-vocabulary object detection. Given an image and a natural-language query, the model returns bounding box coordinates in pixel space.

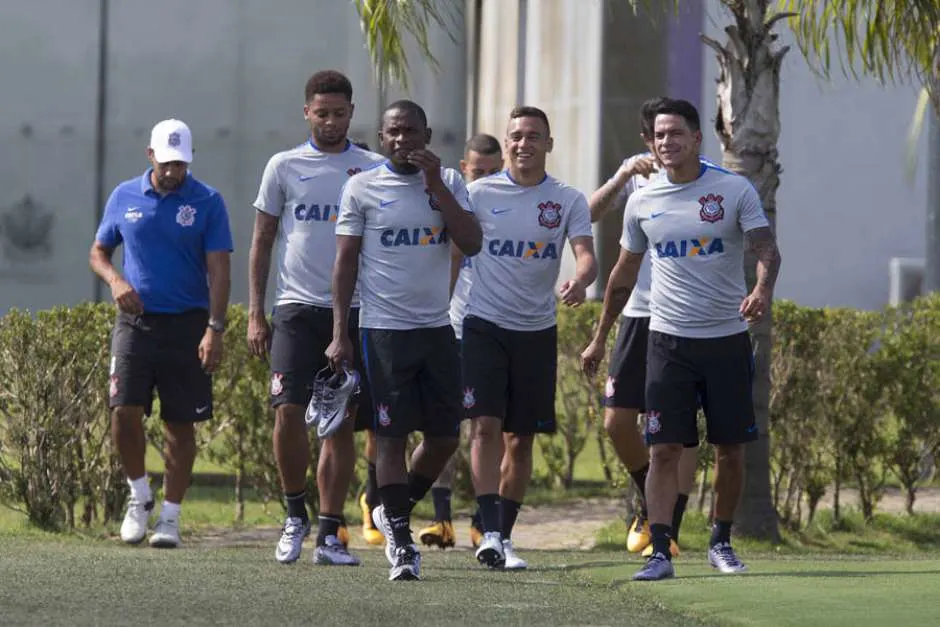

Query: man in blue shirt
[89,119,233,549]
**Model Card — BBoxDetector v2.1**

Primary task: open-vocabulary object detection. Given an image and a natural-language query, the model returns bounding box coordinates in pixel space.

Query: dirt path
[192,488,940,552]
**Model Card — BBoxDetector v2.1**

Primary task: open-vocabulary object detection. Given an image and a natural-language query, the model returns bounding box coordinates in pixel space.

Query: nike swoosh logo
[196,405,209,415]
[491,208,512,215]
[299,175,314,181]
[379,199,398,207]
[650,212,665,219]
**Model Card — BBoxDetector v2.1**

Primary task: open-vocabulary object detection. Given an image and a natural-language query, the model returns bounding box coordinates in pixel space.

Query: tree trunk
[833,462,842,524]
[701,2,789,542]
[235,426,245,523]
[905,485,916,516]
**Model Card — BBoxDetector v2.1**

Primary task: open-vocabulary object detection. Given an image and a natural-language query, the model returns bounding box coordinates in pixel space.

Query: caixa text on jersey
[380,226,448,247]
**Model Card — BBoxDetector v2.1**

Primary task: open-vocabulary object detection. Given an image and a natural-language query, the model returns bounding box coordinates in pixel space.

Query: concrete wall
[0,0,466,314]
[468,0,929,310]
[700,0,929,310]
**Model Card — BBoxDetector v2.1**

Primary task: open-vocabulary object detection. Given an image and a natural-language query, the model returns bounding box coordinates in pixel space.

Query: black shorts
[109,310,212,423]
[605,316,649,411]
[360,325,462,439]
[645,330,757,446]
[269,303,372,431]
[461,315,557,435]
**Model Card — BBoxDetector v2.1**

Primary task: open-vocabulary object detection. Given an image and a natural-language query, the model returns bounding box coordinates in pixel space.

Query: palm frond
[779,0,939,100]
[350,0,459,90]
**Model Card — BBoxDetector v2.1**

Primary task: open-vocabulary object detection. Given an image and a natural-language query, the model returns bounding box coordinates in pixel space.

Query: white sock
[128,476,151,504]
[161,501,181,521]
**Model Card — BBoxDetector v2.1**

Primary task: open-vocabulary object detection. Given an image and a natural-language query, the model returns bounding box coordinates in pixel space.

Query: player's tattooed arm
[580,248,642,376]
[588,155,656,223]
[745,226,781,293]
[597,249,643,339]
[246,211,279,358]
[248,211,279,317]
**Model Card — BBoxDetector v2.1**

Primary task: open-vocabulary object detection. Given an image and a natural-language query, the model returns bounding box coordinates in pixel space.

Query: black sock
[431,487,452,522]
[379,483,413,547]
[650,523,673,559]
[316,513,342,546]
[476,493,500,533]
[500,498,522,539]
[672,494,690,543]
[366,462,379,509]
[710,519,733,547]
[285,491,308,522]
[629,464,650,511]
[471,509,482,531]
[407,472,436,512]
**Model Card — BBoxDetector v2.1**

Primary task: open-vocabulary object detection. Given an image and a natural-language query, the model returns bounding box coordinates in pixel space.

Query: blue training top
[95,169,234,314]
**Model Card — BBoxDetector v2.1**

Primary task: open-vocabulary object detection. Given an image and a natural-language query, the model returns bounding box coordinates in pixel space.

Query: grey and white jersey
[335,164,473,330]
[253,140,385,308]
[610,154,718,319]
[621,163,769,339]
[449,256,472,339]
[467,171,594,332]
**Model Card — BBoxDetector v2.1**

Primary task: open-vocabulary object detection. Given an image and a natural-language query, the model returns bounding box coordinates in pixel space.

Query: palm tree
[352,0,939,541]
[782,1,940,289]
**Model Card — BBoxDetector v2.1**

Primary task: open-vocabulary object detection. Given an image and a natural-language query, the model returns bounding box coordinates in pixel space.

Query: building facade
[0,0,928,314]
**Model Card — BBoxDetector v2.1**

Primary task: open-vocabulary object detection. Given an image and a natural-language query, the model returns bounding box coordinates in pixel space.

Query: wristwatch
[208,318,226,333]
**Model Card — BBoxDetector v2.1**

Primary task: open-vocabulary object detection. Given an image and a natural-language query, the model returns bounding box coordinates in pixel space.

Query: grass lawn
[581,554,940,627]
[2,530,938,626]
[0,536,693,627]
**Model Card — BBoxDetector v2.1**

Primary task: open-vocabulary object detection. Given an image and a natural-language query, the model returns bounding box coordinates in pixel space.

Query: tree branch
[701,33,727,57]
[764,11,796,34]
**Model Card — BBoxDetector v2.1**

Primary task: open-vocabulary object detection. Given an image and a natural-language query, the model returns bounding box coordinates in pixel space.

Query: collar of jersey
[140,168,193,198]
[308,137,351,153]
[504,169,548,186]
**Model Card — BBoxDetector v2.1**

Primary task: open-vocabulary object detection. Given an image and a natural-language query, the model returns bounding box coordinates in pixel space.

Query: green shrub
[2,295,939,532]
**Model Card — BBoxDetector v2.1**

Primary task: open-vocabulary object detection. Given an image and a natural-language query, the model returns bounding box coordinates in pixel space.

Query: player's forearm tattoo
[598,285,631,338]
[596,252,641,339]
[746,226,781,291]
[248,215,278,314]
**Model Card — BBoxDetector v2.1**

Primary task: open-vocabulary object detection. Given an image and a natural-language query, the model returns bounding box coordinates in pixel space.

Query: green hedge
[1,296,938,531]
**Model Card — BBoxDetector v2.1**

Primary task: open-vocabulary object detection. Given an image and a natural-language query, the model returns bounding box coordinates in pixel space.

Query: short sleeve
[447,170,474,214]
[738,182,769,232]
[619,194,647,254]
[335,178,365,237]
[253,156,285,217]
[566,193,594,240]
[205,193,234,252]
[94,188,123,248]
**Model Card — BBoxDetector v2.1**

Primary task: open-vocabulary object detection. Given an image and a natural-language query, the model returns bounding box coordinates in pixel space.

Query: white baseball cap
[149,119,193,164]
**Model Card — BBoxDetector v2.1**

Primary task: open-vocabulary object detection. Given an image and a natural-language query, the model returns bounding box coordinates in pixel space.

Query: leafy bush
[0,303,121,530]
[1,296,939,531]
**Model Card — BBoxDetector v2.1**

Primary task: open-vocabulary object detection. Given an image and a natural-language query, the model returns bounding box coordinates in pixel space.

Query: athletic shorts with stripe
[605,316,649,411]
[360,325,461,438]
[644,330,757,446]
[269,303,372,431]
[461,315,557,435]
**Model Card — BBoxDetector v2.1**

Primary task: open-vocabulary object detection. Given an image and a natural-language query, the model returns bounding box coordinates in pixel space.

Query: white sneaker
[389,543,421,581]
[314,535,361,566]
[475,531,505,569]
[120,498,154,544]
[501,538,528,570]
[149,516,181,548]
[372,505,397,566]
[275,516,310,563]
[708,542,748,574]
